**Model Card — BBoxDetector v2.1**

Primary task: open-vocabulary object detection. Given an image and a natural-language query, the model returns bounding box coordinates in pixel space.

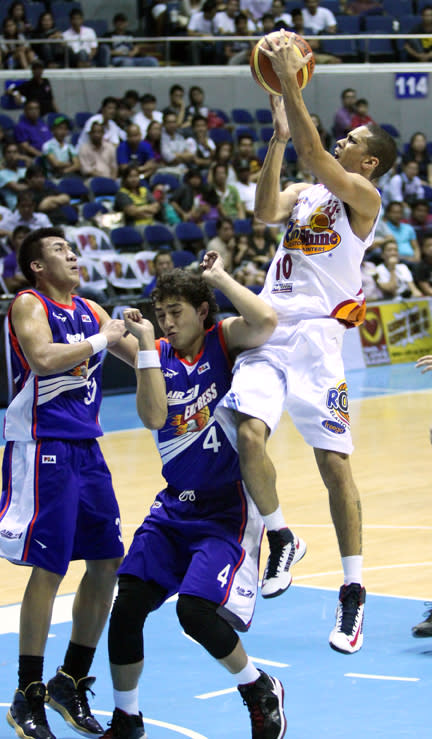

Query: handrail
[1,32,431,68]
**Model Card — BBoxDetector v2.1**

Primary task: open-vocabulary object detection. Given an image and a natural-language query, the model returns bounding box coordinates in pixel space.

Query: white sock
[235,658,261,686]
[342,555,363,585]
[262,506,287,532]
[113,688,139,716]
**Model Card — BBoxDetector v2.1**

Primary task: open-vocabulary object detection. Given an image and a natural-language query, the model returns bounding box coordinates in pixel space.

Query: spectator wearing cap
[24,164,72,225]
[132,93,163,138]
[42,115,80,178]
[6,60,57,116]
[104,13,159,67]
[0,190,52,239]
[117,123,158,179]
[14,99,52,160]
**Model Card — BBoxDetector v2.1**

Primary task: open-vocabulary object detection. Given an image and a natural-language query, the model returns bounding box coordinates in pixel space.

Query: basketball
[250,30,315,94]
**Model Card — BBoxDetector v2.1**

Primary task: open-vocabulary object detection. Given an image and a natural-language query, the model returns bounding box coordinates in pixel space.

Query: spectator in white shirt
[270,0,293,29]
[78,97,127,149]
[302,0,337,34]
[63,9,109,68]
[375,238,422,299]
[0,190,52,239]
[214,0,255,33]
[160,111,195,175]
[132,94,163,139]
[187,0,218,64]
[386,160,425,213]
[233,159,257,217]
[240,0,272,24]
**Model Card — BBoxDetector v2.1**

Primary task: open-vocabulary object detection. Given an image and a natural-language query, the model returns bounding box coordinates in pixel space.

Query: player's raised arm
[122,308,167,429]
[201,251,277,353]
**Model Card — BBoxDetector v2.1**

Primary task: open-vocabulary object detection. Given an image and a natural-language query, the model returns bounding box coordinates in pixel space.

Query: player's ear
[30,259,44,277]
[198,301,209,322]
[363,154,379,175]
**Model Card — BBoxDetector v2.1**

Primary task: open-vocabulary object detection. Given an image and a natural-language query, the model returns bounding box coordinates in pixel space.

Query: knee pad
[108,575,166,665]
[176,595,239,660]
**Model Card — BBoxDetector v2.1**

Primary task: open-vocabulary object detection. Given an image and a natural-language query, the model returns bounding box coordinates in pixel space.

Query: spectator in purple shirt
[332,87,357,141]
[14,99,51,160]
[116,123,158,179]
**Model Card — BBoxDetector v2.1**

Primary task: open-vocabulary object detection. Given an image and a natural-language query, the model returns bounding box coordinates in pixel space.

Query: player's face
[334,126,371,173]
[36,237,79,289]
[154,297,206,354]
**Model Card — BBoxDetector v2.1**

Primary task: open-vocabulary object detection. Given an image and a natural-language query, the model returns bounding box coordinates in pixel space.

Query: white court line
[195,687,237,700]
[345,673,419,683]
[248,657,289,668]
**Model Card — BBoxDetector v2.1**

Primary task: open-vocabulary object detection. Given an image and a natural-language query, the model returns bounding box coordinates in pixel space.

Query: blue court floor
[0,362,431,738]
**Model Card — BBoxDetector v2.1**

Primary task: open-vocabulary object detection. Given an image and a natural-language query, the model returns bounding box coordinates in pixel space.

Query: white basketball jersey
[260,183,379,326]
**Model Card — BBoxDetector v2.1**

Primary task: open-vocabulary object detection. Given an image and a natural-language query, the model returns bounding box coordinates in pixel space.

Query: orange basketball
[250,30,315,94]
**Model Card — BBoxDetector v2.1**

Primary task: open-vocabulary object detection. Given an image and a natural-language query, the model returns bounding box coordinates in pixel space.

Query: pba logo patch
[326,380,350,428]
[42,455,56,463]
[197,362,210,374]
[81,314,91,323]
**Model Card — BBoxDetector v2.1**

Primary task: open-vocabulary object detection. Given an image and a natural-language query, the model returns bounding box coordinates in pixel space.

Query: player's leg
[46,440,125,735]
[102,574,168,739]
[216,359,306,599]
[314,448,366,654]
[177,595,286,738]
[7,566,63,739]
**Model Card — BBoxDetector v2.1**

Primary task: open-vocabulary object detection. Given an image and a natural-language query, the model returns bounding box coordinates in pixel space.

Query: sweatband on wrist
[87,334,108,355]
[137,349,161,369]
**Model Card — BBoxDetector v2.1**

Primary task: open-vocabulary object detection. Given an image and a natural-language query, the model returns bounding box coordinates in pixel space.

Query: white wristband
[137,349,161,369]
[87,333,108,355]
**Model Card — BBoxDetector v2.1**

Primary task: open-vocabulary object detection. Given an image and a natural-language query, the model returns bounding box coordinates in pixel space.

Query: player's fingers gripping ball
[250,30,315,94]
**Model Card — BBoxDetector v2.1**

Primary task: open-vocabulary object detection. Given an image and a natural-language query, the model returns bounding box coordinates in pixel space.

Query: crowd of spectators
[0,1,429,69]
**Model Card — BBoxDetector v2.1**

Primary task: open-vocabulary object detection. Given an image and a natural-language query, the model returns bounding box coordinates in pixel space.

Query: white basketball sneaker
[329,583,366,654]
[261,529,307,598]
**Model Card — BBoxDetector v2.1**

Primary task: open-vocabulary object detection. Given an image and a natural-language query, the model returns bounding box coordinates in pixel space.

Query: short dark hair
[151,269,218,330]
[113,12,127,23]
[101,96,118,108]
[140,93,156,104]
[19,227,65,286]
[365,123,398,179]
[69,8,82,19]
[25,164,45,179]
[169,84,184,96]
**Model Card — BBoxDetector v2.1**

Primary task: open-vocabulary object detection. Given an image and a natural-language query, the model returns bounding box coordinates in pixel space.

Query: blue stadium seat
[171,250,197,268]
[233,218,252,236]
[86,19,109,37]
[110,226,143,253]
[260,127,274,143]
[143,224,175,249]
[363,16,395,33]
[235,127,258,142]
[150,172,180,191]
[213,288,236,317]
[60,204,79,225]
[231,108,255,125]
[203,220,217,240]
[358,37,397,62]
[89,177,119,201]
[257,145,268,163]
[26,3,46,27]
[320,38,359,62]
[0,113,16,131]
[74,111,93,130]
[58,177,89,203]
[255,108,272,125]
[82,201,108,221]
[174,222,205,250]
[209,128,233,144]
[334,15,361,34]
[211,108,230,124]
[380,123,400,139]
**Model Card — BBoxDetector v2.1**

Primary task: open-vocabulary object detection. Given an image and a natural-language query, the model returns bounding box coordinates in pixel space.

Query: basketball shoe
[46,669,103,735]
[101,708,147,738]
[238,670,286,738]
[329,583,366,654]
[412,603,432,637]
[261,529,307,598]
[7,681,56,739]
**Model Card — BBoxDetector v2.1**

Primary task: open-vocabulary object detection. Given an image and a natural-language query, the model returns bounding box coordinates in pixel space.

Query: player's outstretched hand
[416,355,432,373]
[100,318,127,347]
[123,308,155,343]
[201,250,226,286]
[261,29,312,82]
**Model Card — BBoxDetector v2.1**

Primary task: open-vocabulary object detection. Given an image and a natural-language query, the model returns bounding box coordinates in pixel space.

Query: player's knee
[176,595,239,660]
[237,416,266,458]
[108,575,162,665]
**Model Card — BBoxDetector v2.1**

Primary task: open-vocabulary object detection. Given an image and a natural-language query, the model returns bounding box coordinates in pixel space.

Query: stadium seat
[74,111,93,130]
[86,19,108,36]
[26,3,46,27]
[211,108,230,124]
[213,288,236,318]
[203,220,217,240]
[382,0,413,14]
[285,145,298,163]
[0,113,16,131]
[380,123,400,139]
[320,38,359,62]
[143,223,175,250]
[60,204,79,225]
[89,177,119,202]
[235,127,257,142]
[58,177,89,204]
[423,185,432,202]
[174,222,205,251]
[150,172,180,192]
[171,250,197,268]
[231,108,255,125]
[358,37,397,62]
[257,145,268,164]
[255,108,272,125]
[260,127,274,143]
[110,226,143,253]
[334,15,360,34]
[209,128,233,145]
[363,16,395,34]
[233,218,252,236]
[82,201,108,221]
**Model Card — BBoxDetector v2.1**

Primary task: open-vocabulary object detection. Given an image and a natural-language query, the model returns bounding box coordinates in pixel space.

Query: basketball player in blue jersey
[0,227,139,739]
[100,253,288,739]
[215,32,398,655]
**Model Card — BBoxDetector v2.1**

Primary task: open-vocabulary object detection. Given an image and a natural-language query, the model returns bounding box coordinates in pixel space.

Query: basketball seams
[250,31,314,95]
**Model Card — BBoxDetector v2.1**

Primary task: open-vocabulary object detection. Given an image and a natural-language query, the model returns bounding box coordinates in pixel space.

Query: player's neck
[36,283,75,306]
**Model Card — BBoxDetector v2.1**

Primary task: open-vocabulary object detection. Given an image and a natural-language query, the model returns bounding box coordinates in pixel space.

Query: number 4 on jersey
[217,564,231,588]
[203,425,221,453]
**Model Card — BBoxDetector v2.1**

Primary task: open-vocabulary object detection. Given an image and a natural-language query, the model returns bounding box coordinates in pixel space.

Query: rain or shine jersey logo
[284,197,342,255]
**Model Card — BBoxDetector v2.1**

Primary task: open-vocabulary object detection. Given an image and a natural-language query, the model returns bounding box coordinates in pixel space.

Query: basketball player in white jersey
[216,32,398,654]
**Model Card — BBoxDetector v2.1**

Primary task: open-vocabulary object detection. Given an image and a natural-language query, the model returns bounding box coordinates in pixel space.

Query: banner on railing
[358,300,432,366]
